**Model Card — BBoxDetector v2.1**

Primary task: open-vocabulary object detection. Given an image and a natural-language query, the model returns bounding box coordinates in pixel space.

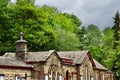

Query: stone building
[0,33,114,80]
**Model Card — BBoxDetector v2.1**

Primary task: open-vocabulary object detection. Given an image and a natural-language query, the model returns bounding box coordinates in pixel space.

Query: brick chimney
[15,32,28,61]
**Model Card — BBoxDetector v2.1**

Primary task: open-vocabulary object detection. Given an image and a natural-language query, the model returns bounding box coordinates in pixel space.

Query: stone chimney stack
[15,32,28,61]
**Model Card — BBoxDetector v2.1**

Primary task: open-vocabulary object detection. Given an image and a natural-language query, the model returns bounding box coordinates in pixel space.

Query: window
[45,74,48,80]
[59,75,62,80]
[57,72,59,80]
[48,68,58,80]
[66,70,69,80]
[53,72,56,79]
[48,69,52,80]
[91,76,93,80]
[102,73,104,80]
[88,71,91,80]
[0,74,5,80]
[5,73,9,80]
[85,66,88,80]
[9,74,14,80]
[15,74,21,80]
[96,73,99,80]
[80,76,83,80]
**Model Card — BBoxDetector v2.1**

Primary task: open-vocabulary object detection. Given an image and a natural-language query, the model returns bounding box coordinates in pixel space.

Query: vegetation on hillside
[0,0,120,79]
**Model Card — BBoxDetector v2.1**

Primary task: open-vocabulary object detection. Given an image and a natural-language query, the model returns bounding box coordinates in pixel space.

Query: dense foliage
[0,0,81,55]
[0,0,120,79]
[76,11,120,79]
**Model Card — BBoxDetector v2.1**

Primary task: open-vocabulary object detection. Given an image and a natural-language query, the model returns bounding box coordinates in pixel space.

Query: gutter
[0,65,33,69]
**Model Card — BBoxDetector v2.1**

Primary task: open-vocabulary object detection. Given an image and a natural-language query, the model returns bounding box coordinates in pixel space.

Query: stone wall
[0,68,32,80]
[44,52,62,80]
[79,55,93,80]
[63,65,77,80]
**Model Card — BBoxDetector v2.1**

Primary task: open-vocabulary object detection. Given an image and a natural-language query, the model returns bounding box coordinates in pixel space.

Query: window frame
[0,74,5,80]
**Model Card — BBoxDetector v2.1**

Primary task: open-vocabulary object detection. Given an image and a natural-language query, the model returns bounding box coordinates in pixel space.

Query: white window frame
[91,76,93,80]
[15,74,21,80]
[80,76,83,80]
[45,74,48,80]
[59,75,62,80]
[0,74,5,80]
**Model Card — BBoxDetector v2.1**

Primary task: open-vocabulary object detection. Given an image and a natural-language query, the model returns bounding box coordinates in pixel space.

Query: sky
[11,0,120,29]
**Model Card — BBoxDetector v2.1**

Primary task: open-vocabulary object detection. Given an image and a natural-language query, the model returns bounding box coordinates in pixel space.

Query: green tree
[86,24,103,62]
[101,27,114,67]
[0,4,58,52]
[63,13,82,27]
[112,11,120,80]
[0,1,81,55]
[76,26,88,50]
[16,0,35,5]
[102,27,114,50]
[112,11,120,49]
[55,27,79,51]
[103,11,120,80]
[0,0,11,55]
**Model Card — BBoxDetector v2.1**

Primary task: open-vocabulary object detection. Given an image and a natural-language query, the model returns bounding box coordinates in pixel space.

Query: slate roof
[4,50,55,62]
[93,59,108,71]
[58,51,88,64]
[4,51,88,64]
[3,52,15,58]
[27,50,54,62]
[3,50,108,70]
[0,56,33,68]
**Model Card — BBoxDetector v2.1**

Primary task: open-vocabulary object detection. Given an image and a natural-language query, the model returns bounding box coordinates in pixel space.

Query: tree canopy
[0,0,81,55]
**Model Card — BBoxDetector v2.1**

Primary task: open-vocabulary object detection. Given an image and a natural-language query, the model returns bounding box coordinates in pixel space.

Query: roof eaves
[93,67,108,71]
[0,65,33,69]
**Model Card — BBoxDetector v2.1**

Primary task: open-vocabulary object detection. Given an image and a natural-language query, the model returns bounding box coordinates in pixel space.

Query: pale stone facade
[79,55,94,80]
[0,33,114,80]
[44,52,62,80]
[0,68,32,80]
